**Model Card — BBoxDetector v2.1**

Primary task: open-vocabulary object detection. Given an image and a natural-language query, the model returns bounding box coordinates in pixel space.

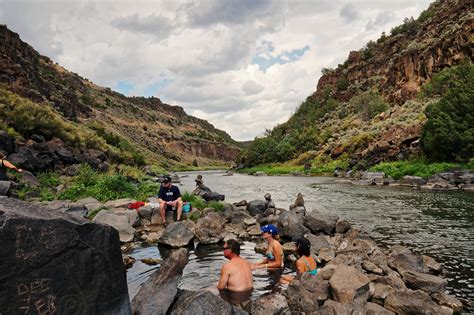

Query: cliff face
[316,0,472,104]
[0,25,240,165]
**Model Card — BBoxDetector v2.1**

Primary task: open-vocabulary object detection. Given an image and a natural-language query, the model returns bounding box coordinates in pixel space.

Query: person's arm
[217,264,230,289]
[158,186,165,203]
[2,160,22,172]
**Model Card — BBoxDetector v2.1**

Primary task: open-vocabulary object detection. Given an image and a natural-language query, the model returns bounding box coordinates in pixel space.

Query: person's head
[161,175,172,188]
[260,224,278,240]
[295,237,311,257]
[0,152,5,159]
[223,239,240,259]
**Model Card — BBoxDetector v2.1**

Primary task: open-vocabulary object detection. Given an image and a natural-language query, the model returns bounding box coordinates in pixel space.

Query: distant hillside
[0,24,240,171]
[240,0,473,169]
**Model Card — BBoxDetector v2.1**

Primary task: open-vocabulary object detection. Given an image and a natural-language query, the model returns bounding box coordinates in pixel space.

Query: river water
[127,170,473,303]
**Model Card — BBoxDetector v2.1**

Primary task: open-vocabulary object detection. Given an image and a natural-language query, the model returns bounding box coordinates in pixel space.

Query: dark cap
[162,175,172,183]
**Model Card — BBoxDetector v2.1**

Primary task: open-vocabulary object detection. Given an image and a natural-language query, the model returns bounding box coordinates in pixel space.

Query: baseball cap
[161,175,172,183]
[260,224,278,235]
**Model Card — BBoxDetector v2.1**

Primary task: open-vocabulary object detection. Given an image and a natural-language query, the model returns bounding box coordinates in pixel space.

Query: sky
[0,0,432,141]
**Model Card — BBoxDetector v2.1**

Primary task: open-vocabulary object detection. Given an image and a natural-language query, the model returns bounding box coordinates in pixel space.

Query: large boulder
[169,290,247,315]
[158,222,195,248]
[306,234,331,254]
[0,196,131,314]
[384,289,452,315]
[277,207,308,239]
[248,293,288,315]
[401,271,448,294]
[299,273,330,303]
[329,265,370,304]
[93,210,135,243]
[283,279,320,313]
[131,248,188,314]
[194,212,225,244]
[304,210,339,235]
[247,200,267,216]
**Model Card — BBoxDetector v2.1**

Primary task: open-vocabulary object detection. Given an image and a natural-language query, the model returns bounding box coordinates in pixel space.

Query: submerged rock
[169,290,247,315]
[132,248,188,314]
[248,293,288,315]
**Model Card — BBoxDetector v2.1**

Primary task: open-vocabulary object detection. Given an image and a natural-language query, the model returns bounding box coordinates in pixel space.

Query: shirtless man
[217,239,253,304]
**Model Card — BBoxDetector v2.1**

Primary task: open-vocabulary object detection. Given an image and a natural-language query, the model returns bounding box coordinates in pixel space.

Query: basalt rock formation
[0,24,240,168]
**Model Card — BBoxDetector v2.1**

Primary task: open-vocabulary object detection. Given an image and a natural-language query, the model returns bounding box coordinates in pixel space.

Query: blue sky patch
[115,80,134,96]
[252,44,310,71]
[143,77,174,97]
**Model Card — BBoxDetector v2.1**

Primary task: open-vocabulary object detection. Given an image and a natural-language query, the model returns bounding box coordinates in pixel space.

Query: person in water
[0,153,22,196]
[281,237,318,283]
[217,239,253,305]
[251,224,284,270]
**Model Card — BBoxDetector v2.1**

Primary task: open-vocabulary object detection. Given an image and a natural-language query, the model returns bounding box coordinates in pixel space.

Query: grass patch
[181,191,226,212]
[369,159,474,180]
[239,164,304,175]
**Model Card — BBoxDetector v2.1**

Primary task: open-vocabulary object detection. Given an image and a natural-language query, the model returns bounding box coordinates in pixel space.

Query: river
[127,170,473,303]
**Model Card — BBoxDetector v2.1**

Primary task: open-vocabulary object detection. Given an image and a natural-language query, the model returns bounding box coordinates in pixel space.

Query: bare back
[218,256,253,292]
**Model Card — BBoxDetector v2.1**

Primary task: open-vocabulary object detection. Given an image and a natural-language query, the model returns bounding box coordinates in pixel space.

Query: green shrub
[421,61,474,162]
[369,160,473,180]
[336,78,349,91]
[350,90,389,120]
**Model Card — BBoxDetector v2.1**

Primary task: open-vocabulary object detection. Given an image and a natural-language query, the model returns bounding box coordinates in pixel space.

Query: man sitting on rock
[217,239,253,305]
[158,175,183,224]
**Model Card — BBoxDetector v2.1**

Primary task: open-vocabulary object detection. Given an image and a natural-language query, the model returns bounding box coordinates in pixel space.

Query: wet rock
[0,196,131,314]
[283,279,320,313]
[132,248,188,314]
[249,293,288,315]
[304,210,339,235]
[194,212,225,244]
[233,200,247,207]
[224,209,253,224]
[247,200,267,216]
[169,290,246,315]
[384,289,451,315]
[141,257,161,265]
[254,171,267,176]
[387,245,424,274]
[158,222,195,248]
[93,210,135,243]
[329,265,370,304]
[146,232,162,244]
[123,255,136,269]
[281,242,296,255]
[247,225,262,237]
[277,207,308,239]
[422,255,443,274]
[335,219,351,233]
[402,270,447,294]
[431,292,463,312]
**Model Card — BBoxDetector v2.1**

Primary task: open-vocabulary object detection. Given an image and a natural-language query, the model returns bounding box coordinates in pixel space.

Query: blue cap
[260,224,278,235]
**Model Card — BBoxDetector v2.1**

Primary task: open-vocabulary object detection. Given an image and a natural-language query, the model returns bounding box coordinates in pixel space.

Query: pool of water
[127,170,473,303]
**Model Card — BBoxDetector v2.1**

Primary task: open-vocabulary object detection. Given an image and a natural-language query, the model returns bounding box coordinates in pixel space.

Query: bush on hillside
[350,90,389,120]
[421,61,473,162]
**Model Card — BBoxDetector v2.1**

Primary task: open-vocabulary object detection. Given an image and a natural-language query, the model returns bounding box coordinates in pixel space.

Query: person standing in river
[0,153,22,196]
[217,239,254,305]
[158,175,183,224]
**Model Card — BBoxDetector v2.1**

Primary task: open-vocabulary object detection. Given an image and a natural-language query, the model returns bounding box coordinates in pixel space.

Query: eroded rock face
[0,196,131,314]
[131,248,188,315]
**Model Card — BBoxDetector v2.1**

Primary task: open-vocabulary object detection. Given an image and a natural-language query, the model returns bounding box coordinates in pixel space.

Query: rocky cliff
[0,24,240,168]
[241,0,473,168]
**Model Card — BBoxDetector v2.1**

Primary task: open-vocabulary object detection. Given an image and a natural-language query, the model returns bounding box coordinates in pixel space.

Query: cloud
[241,80,265,95]
[111,14,176,40]
[339,3,359,23]
[1,0,434,141]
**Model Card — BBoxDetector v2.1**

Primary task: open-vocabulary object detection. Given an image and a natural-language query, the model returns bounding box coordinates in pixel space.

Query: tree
[421,61,474,162]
